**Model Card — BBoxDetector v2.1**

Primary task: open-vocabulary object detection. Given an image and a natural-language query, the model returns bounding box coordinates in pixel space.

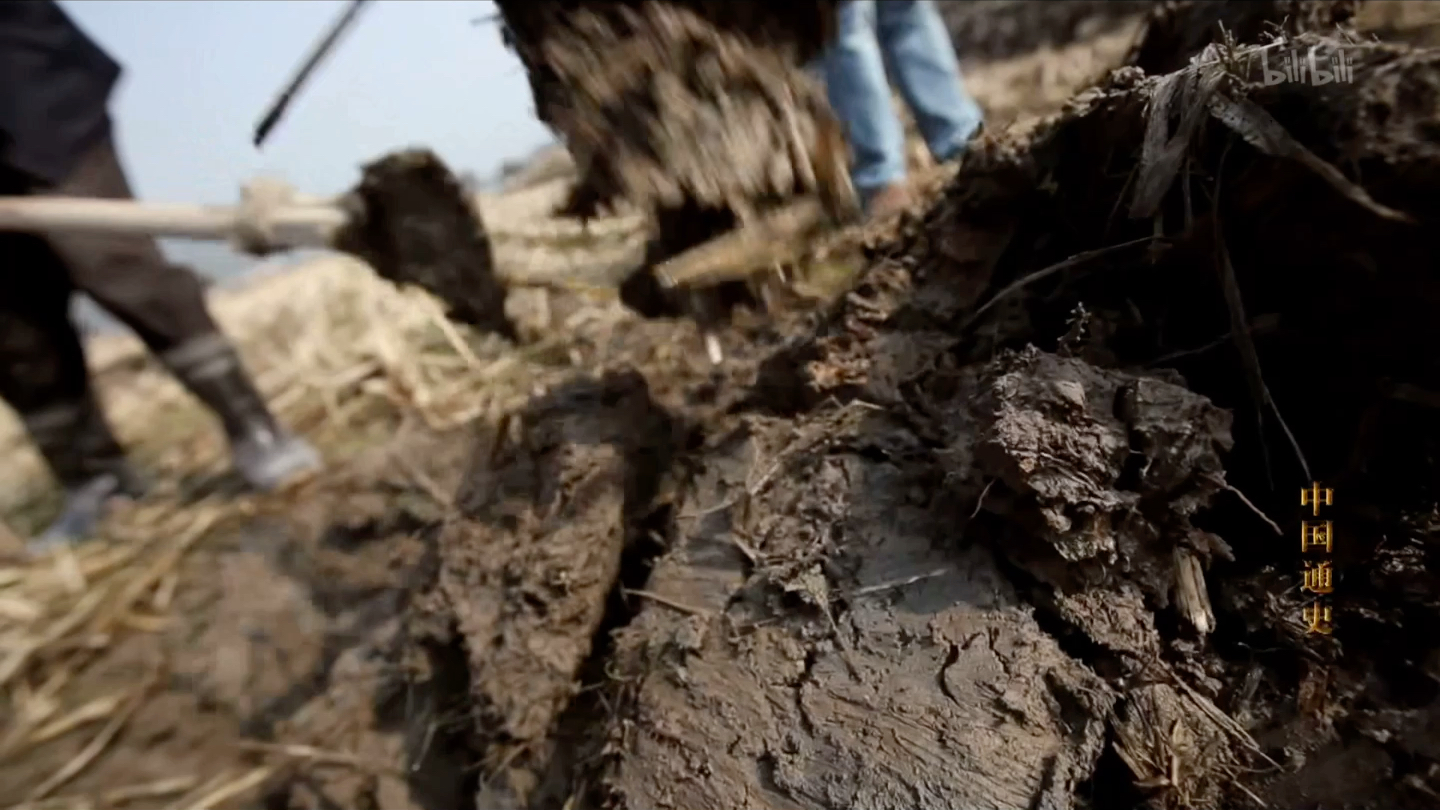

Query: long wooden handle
[0,188,650,247]
[0,196,346,248]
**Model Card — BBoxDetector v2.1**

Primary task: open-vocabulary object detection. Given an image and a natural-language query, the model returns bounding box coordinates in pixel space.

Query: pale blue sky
[59,0,554,205]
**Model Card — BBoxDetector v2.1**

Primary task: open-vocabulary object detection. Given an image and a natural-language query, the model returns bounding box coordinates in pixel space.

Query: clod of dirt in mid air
[332,149,516,339]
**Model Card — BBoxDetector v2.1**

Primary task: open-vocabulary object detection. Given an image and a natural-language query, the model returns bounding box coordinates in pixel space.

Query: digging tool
[0,149,516,338]
[651,197,837,290]
[253,0,372,149]
[646,109,860,297]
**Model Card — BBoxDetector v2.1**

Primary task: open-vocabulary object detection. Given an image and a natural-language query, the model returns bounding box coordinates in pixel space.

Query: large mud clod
[601,408,1115,810]
[332,149,516,338]
[418,370,683,807]
[946,348,1236,635]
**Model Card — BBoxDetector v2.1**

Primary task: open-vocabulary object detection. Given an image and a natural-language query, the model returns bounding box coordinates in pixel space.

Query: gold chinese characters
[1300,482,1335,634]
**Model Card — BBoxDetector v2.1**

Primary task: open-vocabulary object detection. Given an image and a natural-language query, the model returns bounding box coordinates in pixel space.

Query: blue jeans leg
[876,0,984,162]
[824,0,907,199]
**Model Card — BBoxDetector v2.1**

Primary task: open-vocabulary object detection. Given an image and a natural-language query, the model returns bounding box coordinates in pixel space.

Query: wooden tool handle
[0,195,346,251]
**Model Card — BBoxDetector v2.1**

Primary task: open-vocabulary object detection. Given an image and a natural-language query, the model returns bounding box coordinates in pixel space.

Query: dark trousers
[0,134,219,483]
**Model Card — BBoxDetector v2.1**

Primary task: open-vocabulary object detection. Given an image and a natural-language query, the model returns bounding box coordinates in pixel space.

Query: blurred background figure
[0,0,321,552]
[823,0,984,219]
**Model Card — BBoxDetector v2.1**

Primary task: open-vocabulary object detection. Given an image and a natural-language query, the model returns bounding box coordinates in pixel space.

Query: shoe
[863,182,914,222]
[20,396,148,553]
[229,422,323,492]
[934,121,986,167]
[30,469,146,555]
[161,333,323,491]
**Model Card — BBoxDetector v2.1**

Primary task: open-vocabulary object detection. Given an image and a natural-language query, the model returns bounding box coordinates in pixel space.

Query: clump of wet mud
[420,370,681,806]
[334,149,516,338]
[387,5,1440,810]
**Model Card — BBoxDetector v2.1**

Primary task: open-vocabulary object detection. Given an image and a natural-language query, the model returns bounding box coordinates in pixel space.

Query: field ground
[4,3,1440,809]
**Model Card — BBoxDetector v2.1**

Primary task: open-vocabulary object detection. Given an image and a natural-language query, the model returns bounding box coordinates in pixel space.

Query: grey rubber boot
[160,333,322,491]
[23,396,148,553]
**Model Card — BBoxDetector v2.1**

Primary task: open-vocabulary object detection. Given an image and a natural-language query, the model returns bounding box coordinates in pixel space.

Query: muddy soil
[414,9,1440,810]
[9,3,1440,810]
[333,149,515,339]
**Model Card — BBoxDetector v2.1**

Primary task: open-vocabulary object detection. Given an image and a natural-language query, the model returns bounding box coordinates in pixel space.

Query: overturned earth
[6,4,1440,810]
[273,23,1440,810]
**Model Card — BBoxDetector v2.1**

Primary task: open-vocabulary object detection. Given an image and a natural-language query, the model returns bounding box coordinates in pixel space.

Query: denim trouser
[822,0,984,199]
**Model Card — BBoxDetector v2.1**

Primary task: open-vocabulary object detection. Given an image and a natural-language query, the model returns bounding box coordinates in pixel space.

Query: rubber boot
[22,396,148,553]
[160,334,321,491]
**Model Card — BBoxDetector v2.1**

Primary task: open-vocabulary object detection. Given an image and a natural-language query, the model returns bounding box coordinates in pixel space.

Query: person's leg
[875,0,983,163]
[0,232,145,550]
[823,0,910,207]
[40,132,225,351]
[37,134,321,491]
